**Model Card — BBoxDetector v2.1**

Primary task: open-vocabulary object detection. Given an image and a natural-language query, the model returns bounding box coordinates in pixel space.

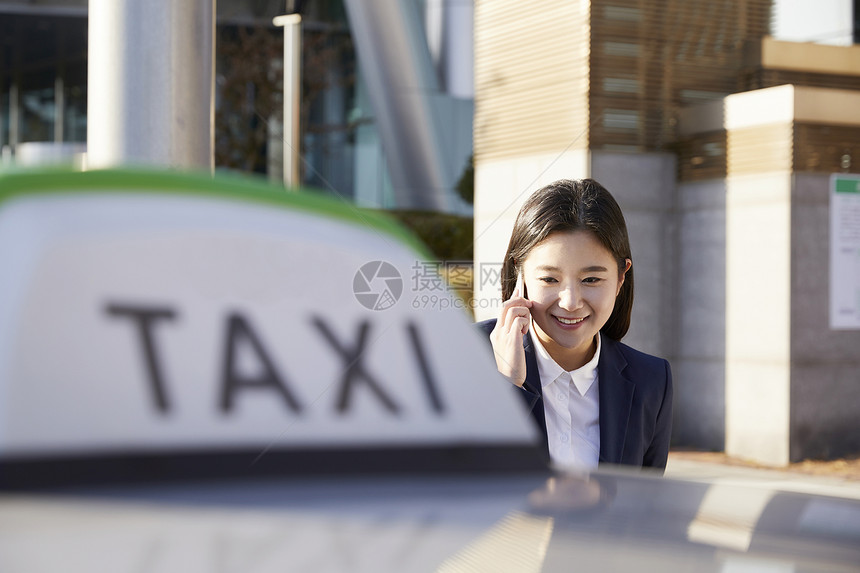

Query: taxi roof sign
[0,168,541,485]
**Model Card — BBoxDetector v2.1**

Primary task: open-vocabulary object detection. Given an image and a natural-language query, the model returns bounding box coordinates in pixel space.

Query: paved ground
[665,450,860,500]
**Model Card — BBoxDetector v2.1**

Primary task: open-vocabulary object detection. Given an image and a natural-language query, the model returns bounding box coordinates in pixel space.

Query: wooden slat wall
[727,123,793,176]
[794,123,860,173]
[749,69,860,93]
[475,0,860,180]
[474,0,590,162]
[589,0,772,151]
[676,131,727,182]
[679,122,860,182]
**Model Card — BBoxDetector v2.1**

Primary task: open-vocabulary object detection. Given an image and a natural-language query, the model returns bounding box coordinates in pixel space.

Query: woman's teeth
[556,316,585,325]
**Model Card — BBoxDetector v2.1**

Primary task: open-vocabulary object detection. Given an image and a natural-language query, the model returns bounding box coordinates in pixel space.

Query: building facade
[473,0,860,464]
[0,0,474,211]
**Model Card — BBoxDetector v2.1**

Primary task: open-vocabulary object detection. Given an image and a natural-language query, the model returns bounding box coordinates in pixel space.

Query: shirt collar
[532,326,601,397]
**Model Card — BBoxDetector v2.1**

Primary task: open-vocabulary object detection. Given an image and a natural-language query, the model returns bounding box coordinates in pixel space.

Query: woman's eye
[538,277,558,284]
[582,277,602,284]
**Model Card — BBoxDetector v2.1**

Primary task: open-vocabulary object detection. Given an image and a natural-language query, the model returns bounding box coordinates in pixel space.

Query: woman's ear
[617,259,632,295]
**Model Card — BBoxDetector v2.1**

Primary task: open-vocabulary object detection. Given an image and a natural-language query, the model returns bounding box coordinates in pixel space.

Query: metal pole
[274,14,302,189]
[9,82,18,152]
[54,75,64,143]
[87,0,215,170]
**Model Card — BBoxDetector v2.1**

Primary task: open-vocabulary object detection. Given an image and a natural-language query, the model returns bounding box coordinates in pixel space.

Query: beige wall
[473,0,589,164]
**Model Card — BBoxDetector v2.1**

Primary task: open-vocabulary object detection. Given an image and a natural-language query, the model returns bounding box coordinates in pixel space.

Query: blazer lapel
[521,332,548,453]
[597,335,635,465]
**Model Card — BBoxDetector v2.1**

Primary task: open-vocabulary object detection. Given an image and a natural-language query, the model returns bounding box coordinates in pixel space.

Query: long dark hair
[501,179,634,340]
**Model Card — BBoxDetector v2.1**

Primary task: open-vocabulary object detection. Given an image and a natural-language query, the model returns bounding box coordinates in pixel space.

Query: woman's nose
[558,284,582,309]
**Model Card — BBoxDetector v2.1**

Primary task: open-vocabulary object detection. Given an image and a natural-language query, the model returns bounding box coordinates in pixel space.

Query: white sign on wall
[830,173,860,330]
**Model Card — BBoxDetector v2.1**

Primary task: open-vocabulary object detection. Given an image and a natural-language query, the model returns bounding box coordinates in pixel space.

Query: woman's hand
[489,282,532,387]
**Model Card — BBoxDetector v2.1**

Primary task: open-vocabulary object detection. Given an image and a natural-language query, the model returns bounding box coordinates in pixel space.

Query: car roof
[3,465,859,572]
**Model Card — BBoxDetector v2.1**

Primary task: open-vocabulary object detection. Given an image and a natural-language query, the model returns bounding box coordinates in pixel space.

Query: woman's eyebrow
[534,264,609,272]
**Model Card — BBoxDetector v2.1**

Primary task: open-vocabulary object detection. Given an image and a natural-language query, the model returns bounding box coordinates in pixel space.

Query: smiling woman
[478,179,673,473]
[524,231,631,372]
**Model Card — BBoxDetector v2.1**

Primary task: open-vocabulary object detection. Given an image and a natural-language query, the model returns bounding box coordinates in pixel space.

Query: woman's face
[522,230,630,369]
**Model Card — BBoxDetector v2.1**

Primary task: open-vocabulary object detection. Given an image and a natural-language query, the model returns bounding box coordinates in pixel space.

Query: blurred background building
[1,0,859,466]
[473,0,860,466]
[0,0,473,211]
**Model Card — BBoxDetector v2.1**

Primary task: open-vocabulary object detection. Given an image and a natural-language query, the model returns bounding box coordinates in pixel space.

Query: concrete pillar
[724,87,796,466]
[724,86,860,465]
[87,0,215,170]
[725,172,793,465]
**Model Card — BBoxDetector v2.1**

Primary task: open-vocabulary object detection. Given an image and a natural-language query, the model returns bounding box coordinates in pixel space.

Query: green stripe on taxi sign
[0,167,433,259]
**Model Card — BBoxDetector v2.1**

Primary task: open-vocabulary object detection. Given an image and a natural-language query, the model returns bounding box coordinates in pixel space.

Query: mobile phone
[515,269,527,299]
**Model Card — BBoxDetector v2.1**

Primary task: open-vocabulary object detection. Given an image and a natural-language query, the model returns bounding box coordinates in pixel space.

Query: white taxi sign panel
[0,169,536,471]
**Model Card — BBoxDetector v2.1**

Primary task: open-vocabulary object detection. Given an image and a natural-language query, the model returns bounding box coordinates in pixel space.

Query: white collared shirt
[532,328,601,470]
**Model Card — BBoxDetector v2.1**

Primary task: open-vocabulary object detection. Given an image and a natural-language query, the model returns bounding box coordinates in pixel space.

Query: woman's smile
[553,315,587,327]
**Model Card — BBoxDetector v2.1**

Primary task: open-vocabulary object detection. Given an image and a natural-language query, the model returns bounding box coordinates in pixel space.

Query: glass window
[603,109,640,131]
[603,42,641,57]
[604,6,642,22]
[20,85,55,143]
[603,78,640,94]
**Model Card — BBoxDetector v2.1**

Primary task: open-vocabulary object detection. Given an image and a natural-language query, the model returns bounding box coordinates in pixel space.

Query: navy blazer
[477,319,673,470]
